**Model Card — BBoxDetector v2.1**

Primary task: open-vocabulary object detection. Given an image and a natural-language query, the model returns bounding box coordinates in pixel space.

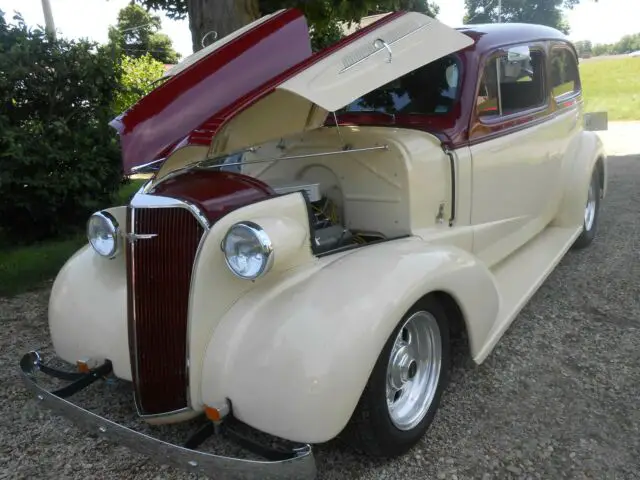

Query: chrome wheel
[585,180,597,232]
[386,311,442,431]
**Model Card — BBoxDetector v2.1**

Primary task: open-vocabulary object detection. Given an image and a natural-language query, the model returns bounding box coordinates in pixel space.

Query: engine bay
[269,179,386,255]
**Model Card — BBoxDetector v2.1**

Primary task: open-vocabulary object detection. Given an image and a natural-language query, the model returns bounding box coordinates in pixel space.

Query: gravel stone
[2,155,640,479]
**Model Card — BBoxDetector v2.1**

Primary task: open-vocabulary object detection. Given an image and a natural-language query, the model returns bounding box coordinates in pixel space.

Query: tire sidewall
[367,296,451,452]
[574,166,601,248]
[584,167,601,236]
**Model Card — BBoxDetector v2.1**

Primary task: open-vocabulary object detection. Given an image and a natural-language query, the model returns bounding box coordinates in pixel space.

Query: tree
[108,3,181,64]
[463,0,588,34]
[132,0,438,54]
[591,33,640,56]
[112,54,166,114]
[0,10,124,242]
[573,39,592,58]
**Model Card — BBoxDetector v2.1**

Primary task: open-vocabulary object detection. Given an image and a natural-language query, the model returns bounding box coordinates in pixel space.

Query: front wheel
[342,296,450,458]
[572,166,601,249]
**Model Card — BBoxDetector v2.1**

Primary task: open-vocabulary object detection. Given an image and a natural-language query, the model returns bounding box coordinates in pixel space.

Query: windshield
[336,54,461,116]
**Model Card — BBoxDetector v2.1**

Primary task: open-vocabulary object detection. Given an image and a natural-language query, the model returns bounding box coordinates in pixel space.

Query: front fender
[200,237,499,443]
[48,206,131,380]
[553,130,606,228]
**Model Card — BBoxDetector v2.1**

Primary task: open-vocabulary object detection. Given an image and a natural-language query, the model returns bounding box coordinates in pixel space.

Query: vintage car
[19,8,607,480]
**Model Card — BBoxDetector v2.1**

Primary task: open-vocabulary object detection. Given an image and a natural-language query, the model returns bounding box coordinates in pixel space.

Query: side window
[476,45,547,119]
[550,46,581,99]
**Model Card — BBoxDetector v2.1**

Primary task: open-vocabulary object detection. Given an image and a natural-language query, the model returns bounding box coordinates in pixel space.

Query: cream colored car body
[48,13,607,443]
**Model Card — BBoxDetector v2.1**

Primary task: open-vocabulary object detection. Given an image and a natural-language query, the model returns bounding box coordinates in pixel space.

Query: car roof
[455,23,571,53]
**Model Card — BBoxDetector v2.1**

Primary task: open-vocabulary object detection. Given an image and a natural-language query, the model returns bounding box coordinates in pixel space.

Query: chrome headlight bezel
[221,221,274,280]
[86,211,120,259]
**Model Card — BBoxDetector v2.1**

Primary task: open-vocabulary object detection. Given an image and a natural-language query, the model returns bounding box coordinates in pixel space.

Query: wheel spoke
[386,384,400,406]
[385,311,442,431]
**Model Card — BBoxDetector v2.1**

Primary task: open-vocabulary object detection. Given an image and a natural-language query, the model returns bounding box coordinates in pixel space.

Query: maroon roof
[456,22,571,53]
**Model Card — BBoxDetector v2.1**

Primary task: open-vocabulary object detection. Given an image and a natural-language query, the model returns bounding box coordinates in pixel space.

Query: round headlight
[87,211,119,258]
[221,222,273,279]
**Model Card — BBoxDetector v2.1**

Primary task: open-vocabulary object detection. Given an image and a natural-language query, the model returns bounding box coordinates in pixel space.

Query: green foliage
[0,11,124,243]
[132,0,439,52]
[139,0,438,22]
[574,40,593,58]
[463,0,587,34]
[108,3,180,64]
[132,0,188,20]
[0,180,145,296]
[591,33,640,57]
[310,21,344,52]
[113,54,165,114]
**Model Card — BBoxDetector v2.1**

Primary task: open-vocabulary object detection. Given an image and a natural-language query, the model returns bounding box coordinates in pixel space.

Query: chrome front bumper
[19,351,317,480]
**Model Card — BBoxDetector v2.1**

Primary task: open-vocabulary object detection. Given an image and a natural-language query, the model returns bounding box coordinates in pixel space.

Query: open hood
[203,12,475,160]
[110,9,313,174]
[117,10,475,175]
[276,12,474,112]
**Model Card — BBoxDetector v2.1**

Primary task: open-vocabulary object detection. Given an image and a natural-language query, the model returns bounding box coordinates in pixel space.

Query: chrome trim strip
[20,352,317,480]
[130,206,142,408]
[130,157,166,174]
[339,17,427,74]
[496,58,503,117]
[146,145,389,193]
[128,192,211,419]
[130,193,211,230]
[201,145,390,170]
[442,146,457,227]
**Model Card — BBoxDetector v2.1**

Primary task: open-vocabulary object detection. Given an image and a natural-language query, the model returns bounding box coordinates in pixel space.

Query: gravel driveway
[2,155,639,480]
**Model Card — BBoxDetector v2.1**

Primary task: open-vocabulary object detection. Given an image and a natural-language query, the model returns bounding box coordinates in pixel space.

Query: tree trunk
[187,0,260,52]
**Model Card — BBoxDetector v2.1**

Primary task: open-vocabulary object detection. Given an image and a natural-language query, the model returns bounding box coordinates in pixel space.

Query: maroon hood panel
[110,9,312,174]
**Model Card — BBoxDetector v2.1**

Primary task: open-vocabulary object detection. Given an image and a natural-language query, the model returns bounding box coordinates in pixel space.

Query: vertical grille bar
[127,206,204,415]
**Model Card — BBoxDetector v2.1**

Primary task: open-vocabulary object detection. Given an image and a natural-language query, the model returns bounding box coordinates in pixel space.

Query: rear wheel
[572,166,601,249]
[343,296,450,457]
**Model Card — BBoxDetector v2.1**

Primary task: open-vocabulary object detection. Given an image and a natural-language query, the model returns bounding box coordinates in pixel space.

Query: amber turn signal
[76,360,90,373]
[204,406,222,421]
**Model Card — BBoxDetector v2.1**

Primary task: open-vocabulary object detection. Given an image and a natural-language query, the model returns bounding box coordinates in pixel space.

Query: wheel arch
[595,154,607,198]
[198,238,499,444]
[552,130,606,228]
[430,290,472,362]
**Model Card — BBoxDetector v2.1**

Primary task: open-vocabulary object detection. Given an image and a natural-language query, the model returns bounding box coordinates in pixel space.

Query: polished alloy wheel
[585,180,597,232]
[385,310,442,431]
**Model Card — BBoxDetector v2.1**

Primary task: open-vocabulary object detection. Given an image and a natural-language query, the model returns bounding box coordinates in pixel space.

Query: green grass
[0,179,145,297]
[580,56,640,121]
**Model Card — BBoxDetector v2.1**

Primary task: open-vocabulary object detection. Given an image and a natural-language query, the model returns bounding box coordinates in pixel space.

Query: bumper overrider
[19,351,317,480]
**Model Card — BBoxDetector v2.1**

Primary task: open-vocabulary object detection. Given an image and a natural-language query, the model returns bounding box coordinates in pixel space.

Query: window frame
[474,42,549,124]
[548,42,582,104]
[468,40,552,144]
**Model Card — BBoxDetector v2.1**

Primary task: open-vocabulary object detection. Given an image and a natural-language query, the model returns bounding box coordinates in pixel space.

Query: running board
[474,225,582,364]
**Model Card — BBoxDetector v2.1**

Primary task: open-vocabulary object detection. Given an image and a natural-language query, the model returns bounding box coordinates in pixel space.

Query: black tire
[572,166,601,250]
[341,295,451,458]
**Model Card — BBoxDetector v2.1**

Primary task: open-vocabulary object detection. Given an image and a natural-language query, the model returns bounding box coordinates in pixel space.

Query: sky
[2,0,639,60]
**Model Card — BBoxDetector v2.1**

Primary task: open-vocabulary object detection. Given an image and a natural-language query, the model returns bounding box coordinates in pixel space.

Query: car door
[468,42,563,268]
[547,42,584,212]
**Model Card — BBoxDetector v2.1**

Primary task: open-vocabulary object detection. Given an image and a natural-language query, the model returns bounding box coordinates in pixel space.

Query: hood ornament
[124,232,158,244]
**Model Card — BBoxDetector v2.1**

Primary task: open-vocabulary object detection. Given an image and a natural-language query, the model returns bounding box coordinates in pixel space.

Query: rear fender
[552,130,606,228]
[200,237,499,443]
